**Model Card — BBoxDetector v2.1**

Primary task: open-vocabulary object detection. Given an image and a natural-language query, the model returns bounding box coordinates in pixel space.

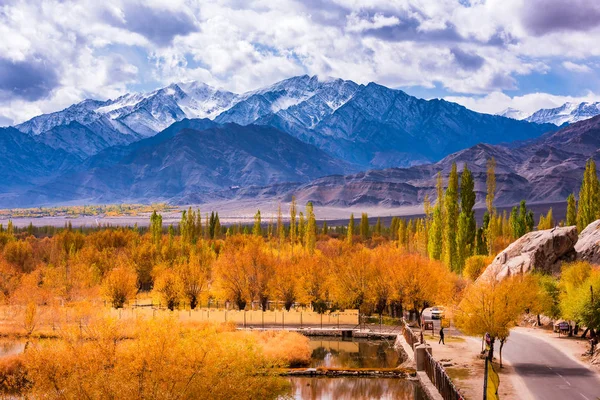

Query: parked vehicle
[431,306,444,320]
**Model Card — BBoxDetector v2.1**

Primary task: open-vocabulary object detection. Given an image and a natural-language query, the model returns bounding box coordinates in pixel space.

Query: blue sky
[1,0,600,125]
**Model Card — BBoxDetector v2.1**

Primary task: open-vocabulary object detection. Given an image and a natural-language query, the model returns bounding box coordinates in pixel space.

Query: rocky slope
[261,115,600,208]
[0,127,78,204]
[478,218,600,282]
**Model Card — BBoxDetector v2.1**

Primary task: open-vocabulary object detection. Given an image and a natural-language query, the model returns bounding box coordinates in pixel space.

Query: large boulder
[575,219,600,264]
[478,226,578,281]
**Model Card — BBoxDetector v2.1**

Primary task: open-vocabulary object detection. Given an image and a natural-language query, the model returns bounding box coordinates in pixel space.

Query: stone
[575,219,600,264]
[478,226,578,281]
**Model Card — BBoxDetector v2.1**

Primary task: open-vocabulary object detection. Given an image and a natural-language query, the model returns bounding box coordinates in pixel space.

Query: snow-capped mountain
[12,74,556,172]
[215,75,360,126]
[524,102,600,126]
[497,107,529,120]
[15,82,240,155]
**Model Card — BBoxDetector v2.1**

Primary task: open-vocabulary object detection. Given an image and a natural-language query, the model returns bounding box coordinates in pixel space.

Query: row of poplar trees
[427,161,480,274]
[567,158,600,232]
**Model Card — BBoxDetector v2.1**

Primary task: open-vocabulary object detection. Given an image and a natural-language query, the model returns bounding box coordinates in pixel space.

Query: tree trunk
[537,314,541,326]
[499,338,506,368]
[190,295,198,310]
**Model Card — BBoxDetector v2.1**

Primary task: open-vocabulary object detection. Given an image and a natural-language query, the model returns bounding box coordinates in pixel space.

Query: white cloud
[445,90,600,116]
[1,0,600,125]
[562,61,592,73]
[345,12,401,33]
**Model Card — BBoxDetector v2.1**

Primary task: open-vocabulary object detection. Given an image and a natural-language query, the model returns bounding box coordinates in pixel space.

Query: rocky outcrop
[575,220,600,264]
[478,226,578,281]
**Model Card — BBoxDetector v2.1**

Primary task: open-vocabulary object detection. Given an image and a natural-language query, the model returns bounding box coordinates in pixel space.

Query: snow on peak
[497,107,528,120]
[525,101,600,126]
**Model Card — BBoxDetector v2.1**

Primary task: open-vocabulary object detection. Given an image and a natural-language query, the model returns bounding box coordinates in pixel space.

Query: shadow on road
[512,363,596,377]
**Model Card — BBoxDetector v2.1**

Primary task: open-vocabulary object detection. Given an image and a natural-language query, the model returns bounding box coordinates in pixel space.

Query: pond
[287,337,423,400]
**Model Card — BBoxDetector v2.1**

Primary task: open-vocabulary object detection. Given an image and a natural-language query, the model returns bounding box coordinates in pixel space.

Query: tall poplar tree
[348,213,355,245]
[428,206,443,260]
[566,193,577,227]
[298,212,306,244]
[150,211,162,251]
[290,196,297,244]
[428,172,444,260]
[277,204,285,245]
[443,163,459,271]
[306,202,316,254]
[360,213,370,240]
[576,159,600,231]
[253,210,262,236]
[456,164,476,273]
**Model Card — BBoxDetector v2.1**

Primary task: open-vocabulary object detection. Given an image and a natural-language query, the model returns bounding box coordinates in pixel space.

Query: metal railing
[423,350,464,400]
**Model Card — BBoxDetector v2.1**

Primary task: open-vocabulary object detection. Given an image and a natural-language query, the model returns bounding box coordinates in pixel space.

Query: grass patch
[423,334,465,343]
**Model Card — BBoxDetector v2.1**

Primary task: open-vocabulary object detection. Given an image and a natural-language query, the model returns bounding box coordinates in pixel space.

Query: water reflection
[289,377,417,400]
[288,337,420,400]
[307,338,403,368]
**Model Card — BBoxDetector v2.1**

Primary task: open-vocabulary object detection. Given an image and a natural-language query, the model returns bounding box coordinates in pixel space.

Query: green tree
[360,213,369,240]
[298,212,306,244]
[443,163,459,271]
[322,220,328,235]
[428,206,443,260]
[577,159,600,231]
[150,211,162,251]
[459,165,476,250]
[253,210,262,237]
[306,202,316,254]
[214,212,221,239]
[566,193,577,227]
[374,217,382,237]
[290,197,297,244]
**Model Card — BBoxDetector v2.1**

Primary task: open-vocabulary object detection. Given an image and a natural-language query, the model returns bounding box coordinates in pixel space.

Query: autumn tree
[455,275,538,367]
[537,208,554,230]
[153,268,183,310]
[101,265,138,309]
[176,243,215,309]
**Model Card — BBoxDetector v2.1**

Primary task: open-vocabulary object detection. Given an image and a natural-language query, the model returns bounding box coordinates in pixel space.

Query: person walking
[439,326,445,345]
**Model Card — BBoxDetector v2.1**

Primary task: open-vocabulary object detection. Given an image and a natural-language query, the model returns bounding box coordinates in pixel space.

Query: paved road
[503,331,600,400]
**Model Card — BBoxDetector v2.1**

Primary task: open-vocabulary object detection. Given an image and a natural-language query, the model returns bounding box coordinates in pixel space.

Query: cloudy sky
[1,0,600,126]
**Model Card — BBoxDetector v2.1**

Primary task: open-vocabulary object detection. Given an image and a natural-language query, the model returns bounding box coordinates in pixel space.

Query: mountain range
[244,115,600,209]
[2,74,593,209]
[499,102,600,126]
